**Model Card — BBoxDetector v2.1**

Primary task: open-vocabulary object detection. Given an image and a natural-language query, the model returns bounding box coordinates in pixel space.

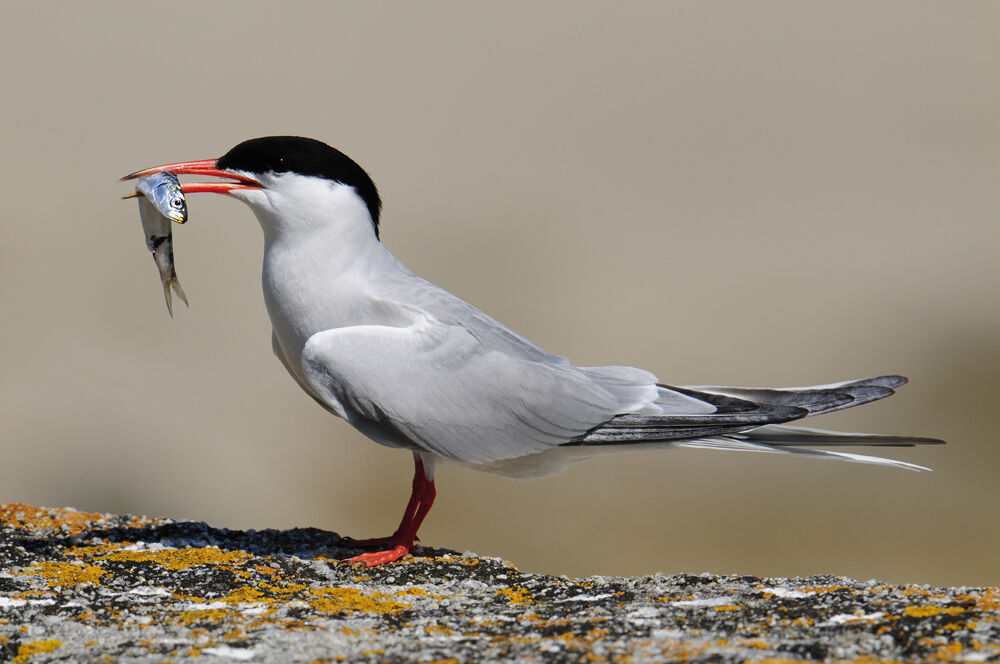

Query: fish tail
[162,280,174,318]
[172,278,189,308]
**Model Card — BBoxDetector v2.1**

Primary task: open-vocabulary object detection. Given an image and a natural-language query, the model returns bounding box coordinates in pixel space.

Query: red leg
[349,457,436,567]
[346,457,426,548]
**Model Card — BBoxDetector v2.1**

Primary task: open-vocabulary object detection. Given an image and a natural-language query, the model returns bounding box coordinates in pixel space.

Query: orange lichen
[97,546,252,570]
[13,561,106,587]
[713,604,740,612]
[13,639,63,663]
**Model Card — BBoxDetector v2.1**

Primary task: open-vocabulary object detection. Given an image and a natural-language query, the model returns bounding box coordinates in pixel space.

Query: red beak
[120,158,262,196]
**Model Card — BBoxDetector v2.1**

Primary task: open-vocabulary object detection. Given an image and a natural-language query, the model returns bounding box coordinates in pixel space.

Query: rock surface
[1,504,997,663]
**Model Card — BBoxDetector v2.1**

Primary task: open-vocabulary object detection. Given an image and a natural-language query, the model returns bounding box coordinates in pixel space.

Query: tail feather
[672,437,933,471]
[571,375,943,470]
[737,424,944,447]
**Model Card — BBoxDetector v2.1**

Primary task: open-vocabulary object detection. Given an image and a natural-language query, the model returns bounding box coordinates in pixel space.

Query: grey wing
[380,271,572,365]
[298,305,678,464]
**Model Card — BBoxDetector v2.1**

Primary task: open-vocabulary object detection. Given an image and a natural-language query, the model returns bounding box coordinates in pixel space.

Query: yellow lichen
[396,587,446,600]
[14,591,56,599]
[66,542,129,558]
[308,587,410,615]
[97,546,252,570]
[424,624,455,636]
[213,586,267,605]
[497,587,533,605]
[14,561,106,587]
[260,580,307,596]
[714,605,740,612]
[902,605,965,618]
[175,609,237,626]
[800,585,849,594]
[0,504,159,535]
[1,504,100,535]
[936,642,964,657]
[13,639,62,663]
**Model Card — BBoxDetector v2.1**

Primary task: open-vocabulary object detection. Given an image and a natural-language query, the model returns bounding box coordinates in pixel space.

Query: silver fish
[133,173,188,316]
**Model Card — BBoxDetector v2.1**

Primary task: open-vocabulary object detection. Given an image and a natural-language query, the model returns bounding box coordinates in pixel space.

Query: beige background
[1,2,997,586]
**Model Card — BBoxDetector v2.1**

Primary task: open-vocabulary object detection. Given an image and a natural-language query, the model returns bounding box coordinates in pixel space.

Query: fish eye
[171,199,184,209]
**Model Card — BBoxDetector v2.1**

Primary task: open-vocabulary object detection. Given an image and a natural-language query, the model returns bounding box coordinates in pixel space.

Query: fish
[130,172,189,316]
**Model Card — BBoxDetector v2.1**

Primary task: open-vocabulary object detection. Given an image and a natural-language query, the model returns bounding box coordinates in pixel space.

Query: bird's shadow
[68,519,457,563]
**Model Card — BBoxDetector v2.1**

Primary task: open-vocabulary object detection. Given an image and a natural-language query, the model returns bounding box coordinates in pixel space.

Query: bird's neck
[257,203,405,371]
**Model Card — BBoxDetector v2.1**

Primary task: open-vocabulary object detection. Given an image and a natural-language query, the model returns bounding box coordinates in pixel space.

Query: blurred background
[1,2,996,587]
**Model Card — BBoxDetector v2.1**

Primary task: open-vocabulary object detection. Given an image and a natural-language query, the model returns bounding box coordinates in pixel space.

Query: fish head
[131,172,188,223]
[152,179,188,224]
[146,173,187,224]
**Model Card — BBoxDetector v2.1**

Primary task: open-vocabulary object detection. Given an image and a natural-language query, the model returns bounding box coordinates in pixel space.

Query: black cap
[217,136,382,237]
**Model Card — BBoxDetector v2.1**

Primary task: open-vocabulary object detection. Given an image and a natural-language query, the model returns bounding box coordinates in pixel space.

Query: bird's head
[122,136,382,239]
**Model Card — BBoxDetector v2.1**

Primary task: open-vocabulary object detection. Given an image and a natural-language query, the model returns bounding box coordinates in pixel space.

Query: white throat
[230,173,404,371]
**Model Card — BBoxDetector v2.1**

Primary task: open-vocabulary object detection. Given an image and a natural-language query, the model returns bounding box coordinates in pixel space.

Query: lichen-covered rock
[1,504,997,663]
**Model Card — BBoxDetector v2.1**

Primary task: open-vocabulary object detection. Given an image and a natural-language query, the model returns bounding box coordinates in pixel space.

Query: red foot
[349,544,411,567]
[346,456,436,568]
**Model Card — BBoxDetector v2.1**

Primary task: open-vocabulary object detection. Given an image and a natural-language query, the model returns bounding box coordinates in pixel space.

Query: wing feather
[298,308,639,464]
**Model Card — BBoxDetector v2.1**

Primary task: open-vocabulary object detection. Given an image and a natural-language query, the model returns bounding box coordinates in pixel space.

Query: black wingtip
[871,375,908,389]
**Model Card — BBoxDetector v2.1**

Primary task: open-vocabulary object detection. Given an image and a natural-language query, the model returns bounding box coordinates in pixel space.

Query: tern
[122,136,942,567]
